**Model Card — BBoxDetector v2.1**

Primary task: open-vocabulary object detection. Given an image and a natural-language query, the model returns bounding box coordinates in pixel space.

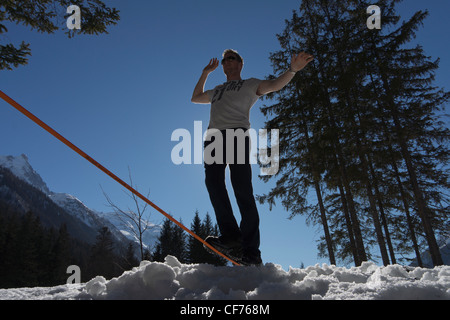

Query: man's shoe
[204,236,243,260]
[239,253,263,267]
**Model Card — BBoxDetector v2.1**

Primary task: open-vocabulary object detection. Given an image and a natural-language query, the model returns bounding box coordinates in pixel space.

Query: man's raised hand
[290,52,314,72]
[203,58,219,74]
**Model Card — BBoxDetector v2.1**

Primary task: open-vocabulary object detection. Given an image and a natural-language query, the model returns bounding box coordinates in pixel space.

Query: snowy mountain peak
[0,154,50,194]
[49,192,99,228]
[0,154,160,251]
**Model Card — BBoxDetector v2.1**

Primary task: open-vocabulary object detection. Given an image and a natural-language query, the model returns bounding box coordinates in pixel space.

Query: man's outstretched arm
[257,52,314,96]
[191,58,219,104]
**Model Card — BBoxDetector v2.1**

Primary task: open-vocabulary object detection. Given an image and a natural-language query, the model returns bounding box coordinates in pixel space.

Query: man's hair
[222,49,244,64]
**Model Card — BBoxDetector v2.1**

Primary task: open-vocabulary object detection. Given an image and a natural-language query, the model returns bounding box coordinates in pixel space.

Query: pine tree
[358,1,448,266]
[153,219,172,262]
[0,0,120,70]
[187,211,204,263]
[187,211,227,265]
[88,227,117,279]
[16,212,42,286]
[143,249,152,261]
[259,0,449,266]
[41,224,71,285]
[121,243,140,271]
[153,218,187,263]
[172,219,187,263]
[201,213,227,266]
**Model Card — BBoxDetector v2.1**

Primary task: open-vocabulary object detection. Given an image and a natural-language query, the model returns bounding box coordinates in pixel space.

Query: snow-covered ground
[0,256,448,300]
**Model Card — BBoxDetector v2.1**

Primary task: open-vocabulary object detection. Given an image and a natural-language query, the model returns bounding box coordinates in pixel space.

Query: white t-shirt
[206,78,262,130]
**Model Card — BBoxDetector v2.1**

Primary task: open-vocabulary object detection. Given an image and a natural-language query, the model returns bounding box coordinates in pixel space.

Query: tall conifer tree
[259,0,448,266]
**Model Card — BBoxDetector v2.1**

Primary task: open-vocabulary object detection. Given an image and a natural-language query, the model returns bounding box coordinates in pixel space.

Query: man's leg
[229,162,260,258]
[204,139,242,243]
[229,131,261,260]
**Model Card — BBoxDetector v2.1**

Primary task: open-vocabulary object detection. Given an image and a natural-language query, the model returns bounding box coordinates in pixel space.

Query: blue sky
[1,0,449,270]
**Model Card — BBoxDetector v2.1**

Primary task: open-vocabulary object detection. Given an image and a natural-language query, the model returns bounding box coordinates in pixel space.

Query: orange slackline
[0,89,240,266]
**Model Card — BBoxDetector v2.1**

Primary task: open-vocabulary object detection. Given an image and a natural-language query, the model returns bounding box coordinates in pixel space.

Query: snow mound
[1,257,449,300]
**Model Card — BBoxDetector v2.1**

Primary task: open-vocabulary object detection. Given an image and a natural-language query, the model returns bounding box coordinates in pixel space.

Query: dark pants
[204,128,260,257]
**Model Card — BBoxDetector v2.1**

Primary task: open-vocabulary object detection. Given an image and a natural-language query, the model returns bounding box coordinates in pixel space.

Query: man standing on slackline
[191,49,314,266]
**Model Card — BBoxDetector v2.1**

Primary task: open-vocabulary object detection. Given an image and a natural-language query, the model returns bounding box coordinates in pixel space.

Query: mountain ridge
[0,154,160,253]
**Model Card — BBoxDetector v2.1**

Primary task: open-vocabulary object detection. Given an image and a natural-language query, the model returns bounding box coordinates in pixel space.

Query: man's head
[222,49,243,80]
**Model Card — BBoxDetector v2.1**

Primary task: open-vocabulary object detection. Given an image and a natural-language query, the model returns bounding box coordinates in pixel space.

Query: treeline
[258,0,449,267]
[0,209,138,289]
[153,211,227,266]
[0,207,225,288]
